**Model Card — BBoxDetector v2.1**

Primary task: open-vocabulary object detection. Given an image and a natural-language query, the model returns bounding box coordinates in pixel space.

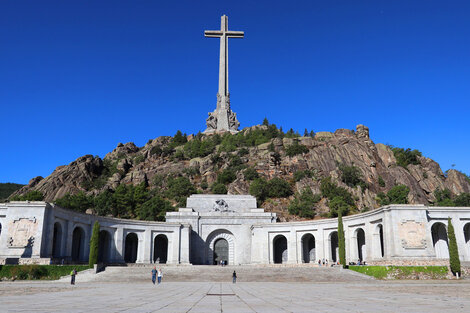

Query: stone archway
[207,230,235,265]
[124,233,138,263]
[98,230,112,263]
[377,224,384,258]
[71,226,85,262]
[273,235,288,264]
[464,223,470,258]
[301,234,315,263]
[153,234,168,264]
[52,222,63,258]
[431,222,449,258]
[355,228,366,262]
[330,231,338,263]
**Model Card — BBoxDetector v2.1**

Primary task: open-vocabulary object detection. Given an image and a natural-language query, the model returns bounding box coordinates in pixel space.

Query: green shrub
[378,176,385,188]
[10,190,44,201]
[134,155,145,165]
[150,145,163,156]
[217,169,237,185]
[285,141,309,157]
[249,178,270,203]
[447,217,461,276]
[55,192,93,213]
[293,169,315,182]
[0,183,24,201]
[390,146,422,168]
[434,188,454,206]
[379,185,410,205]
[455,193,470,206]
[244,167,259,181]
[211,183,228,194]
[89,221,100,267]
[288,188,320,218]
[137,195,174,221]
[339,164,368,190]
[167,176,196,206]
[267,178,292,198]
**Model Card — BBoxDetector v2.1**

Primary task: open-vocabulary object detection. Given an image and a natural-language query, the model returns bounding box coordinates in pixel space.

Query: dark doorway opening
[124,233,138,263]
[153,234,168,264]
[273,235,288,264]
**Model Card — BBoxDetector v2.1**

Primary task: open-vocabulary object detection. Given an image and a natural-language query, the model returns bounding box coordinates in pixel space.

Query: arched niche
[71,226,85,262]
[431,222,449,259]
[153,234,168,264]
[98,230,112,263]
[301,233,315,263]
[124,233,139,263]
[206,230,235,265]
[273,235,288,264]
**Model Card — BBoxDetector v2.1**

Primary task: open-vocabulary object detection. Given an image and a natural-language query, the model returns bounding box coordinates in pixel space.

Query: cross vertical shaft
[204,15,244,133]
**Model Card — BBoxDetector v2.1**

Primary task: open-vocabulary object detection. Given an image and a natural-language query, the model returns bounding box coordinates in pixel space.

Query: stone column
[143,229,152,263]
[113,227,124,263]
[65,220,74,260]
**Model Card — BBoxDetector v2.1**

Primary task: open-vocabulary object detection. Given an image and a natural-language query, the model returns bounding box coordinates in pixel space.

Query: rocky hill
[10,124,470,221]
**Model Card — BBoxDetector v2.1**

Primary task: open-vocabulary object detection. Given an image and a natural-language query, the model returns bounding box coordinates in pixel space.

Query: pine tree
[338,213,346,268]
[447,217,461,276]
[88,221,100,267]
[262,117,269,126]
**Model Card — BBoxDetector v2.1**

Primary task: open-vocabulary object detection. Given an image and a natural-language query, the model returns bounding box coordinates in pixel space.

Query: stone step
[75,265,372,283]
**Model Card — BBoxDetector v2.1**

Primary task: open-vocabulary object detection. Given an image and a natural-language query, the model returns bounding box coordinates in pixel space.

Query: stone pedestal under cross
[204,15,243,134]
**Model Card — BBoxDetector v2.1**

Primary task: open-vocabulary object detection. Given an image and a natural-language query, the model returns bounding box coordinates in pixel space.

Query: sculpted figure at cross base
[204,15,243,134]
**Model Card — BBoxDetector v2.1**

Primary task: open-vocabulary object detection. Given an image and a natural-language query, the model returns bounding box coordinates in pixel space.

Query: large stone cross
[204,15,243,133]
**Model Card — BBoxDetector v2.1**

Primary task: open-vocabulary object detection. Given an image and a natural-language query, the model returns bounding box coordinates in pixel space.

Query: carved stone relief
[399,220,426,249]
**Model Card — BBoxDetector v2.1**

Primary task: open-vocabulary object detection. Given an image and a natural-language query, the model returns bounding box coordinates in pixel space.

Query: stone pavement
[1,280,470,312]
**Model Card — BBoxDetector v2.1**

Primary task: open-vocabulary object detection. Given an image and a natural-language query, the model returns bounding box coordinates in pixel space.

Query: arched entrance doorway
[71,227,85,262]
[431,222,449,258]
[206,230,235,265]
[356,228,366,262]
[153,234,168,264]
[98,230,112,263]
[52,222,62,258]
[213,238,229,265]
[378,224,384,258]
[273,235,288,264]
[124,233,138,263]
[301,234,315,263]
[330,231,338,262]
[464,223,470,258]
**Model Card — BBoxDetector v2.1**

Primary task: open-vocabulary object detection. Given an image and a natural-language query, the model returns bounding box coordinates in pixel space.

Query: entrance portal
[213,238,229,265]
[301,234,315,263]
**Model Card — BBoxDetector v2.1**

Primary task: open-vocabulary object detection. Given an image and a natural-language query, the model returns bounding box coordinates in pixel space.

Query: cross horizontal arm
[226,31,244,38]
[205,30,223,38]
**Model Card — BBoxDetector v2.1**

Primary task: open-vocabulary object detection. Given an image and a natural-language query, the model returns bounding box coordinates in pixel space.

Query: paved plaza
[1,279,470,312]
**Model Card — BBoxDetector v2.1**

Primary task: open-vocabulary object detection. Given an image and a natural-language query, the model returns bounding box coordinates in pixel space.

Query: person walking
[151,267,157,285]
[70,268,77,285]
[232,271,237,284]
[157,268,163,284]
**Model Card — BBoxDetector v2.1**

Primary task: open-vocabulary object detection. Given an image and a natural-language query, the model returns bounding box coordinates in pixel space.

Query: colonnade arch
[71,226,85,262]
[124,233,139,263]
[273,235,288,264]
[431,222,449,258]
[301,233,315,263]
[356,228,366,262]
[330,231,338,262]
[153,234,168,264]
[52,222,63,258]
[98,230,112,263]
[464,223,470,257]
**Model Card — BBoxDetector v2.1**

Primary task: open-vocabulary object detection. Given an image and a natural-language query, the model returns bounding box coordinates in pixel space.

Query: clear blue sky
[1,0,469,184]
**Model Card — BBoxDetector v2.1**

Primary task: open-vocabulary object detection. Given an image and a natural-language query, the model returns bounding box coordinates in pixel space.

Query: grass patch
[349,266,448,279]
[0,265,90,280]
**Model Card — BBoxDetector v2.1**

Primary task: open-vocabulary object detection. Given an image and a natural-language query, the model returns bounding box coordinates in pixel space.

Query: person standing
[232,271,237,284]
[70,268,77,285]
[151,267,157,285]
[157,268,163,284]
